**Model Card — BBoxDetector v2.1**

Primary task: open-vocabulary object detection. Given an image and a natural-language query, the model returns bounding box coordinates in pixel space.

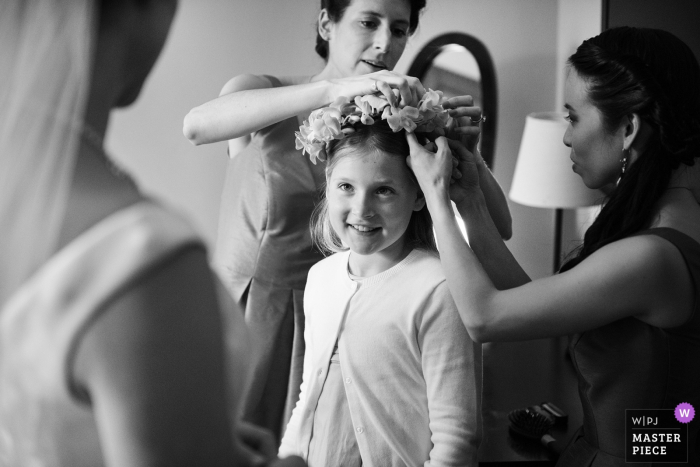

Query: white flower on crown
[295,88,453,164]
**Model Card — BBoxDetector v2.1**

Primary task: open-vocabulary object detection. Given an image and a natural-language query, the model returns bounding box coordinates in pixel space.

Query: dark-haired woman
[183,0,511,440]
[408,26,700,466]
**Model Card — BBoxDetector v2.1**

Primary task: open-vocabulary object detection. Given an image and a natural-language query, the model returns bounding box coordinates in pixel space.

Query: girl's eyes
[392,28,408,38]
[564,114,575,124]
[360,20,377,29]
[335,184,394,195]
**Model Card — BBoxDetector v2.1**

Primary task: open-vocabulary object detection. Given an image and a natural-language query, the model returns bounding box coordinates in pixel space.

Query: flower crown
[295,88,452,164]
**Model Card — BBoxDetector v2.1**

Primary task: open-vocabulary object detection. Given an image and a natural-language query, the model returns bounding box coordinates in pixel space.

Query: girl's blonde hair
[310,120,437,256]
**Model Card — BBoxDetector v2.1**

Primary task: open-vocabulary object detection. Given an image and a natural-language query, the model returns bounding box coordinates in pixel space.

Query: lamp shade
[509,111,602,208]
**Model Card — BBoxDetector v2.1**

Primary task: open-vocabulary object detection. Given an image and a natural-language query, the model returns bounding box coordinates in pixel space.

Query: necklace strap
[80,123,135,184]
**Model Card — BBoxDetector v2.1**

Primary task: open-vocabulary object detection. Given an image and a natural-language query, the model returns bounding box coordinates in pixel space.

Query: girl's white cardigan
[279,249,482,466]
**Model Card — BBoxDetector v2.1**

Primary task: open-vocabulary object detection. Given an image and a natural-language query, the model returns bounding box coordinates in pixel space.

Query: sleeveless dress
[214,75,325,439]
[556,228,700,466]
[0,201,251,467]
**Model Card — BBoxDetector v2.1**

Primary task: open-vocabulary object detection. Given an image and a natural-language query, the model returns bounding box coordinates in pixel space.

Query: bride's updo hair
[315,0,427,60]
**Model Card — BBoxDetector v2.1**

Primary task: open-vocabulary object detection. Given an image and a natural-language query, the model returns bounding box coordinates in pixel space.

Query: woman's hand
[235,422,309,466]
[445,138,481,206]
[327,70,426,108]
[442,95,482,152]
[236,421,278,465]
[405,133,455,202]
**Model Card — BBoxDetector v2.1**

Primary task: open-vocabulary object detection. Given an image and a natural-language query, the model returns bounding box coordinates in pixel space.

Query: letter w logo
[680,408,691,417]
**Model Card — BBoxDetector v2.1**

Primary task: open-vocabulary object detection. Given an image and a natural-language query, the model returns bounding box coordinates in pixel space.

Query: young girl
[278,92,482,466]
[183,0,510,440]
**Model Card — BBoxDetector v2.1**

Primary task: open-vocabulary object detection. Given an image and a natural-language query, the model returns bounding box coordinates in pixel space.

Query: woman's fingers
[374,79,396,107]
[442,95,474,109]
[434,136,452,158]
[406,133,452,190]
[442,97,483,151]
[448,105,482,122]
[236,421,277,459]
[443,96,482,127]
[334,71,426,108]
[446,138,471,161]
[410,76,426,104]
[370,71,425,106]
[405,131,425,154]
[450,125,481,136]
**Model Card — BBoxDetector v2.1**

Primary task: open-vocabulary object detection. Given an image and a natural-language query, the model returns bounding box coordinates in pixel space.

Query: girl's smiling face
[563,69,626,188]
[327,149,425,270]
[323,0,411,77]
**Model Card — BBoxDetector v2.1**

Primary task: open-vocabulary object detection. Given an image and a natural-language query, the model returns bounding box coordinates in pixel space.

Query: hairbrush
[508,406,557,450]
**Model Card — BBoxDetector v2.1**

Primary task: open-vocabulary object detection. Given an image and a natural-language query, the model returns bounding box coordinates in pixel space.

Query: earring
[620,148,630,178]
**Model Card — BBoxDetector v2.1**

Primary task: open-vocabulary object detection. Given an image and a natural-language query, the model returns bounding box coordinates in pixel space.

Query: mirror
[408,33,498,168]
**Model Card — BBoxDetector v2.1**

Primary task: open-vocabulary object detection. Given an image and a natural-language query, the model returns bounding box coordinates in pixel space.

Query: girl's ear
[413,191,427,211]
[318,9,333,42]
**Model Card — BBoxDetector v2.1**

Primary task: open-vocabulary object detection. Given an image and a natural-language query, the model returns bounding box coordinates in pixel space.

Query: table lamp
[509,111,602,272]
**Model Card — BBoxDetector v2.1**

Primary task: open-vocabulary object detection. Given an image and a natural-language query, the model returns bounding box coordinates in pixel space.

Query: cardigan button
[356,426,364,434]
[317,369,322,376]
[345,377,352,384]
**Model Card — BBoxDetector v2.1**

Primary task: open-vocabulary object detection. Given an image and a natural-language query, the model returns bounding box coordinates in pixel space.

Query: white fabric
[0,0,94,305]
[279,249,483,467]
[0,201,252,466]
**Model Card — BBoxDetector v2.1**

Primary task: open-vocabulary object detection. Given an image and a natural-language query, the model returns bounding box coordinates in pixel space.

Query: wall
[557,0,603,250]
[108,0,321,245]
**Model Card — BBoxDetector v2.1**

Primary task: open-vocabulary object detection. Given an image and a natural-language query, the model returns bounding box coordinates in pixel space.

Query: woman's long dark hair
[561,27,700,272]
[315,0,427,60]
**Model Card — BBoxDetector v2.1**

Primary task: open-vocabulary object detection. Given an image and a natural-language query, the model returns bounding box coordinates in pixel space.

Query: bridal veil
[0,0,95,305]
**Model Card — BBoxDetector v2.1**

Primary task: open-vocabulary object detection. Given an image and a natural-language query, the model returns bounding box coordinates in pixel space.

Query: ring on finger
[470,115,486,124]
[371,80,379,92]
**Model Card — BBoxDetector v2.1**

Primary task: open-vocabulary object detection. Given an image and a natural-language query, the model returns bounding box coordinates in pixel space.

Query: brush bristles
[508,407,554,439]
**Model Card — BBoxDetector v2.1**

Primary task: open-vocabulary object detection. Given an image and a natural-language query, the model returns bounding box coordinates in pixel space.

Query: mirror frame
[407,32,498,168]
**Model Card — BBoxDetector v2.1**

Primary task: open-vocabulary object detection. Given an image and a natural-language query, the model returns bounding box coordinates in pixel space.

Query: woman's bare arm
[183,74,328,145]
[441,96,512,239]
[407,135,694,343]
[183,71,429,146]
